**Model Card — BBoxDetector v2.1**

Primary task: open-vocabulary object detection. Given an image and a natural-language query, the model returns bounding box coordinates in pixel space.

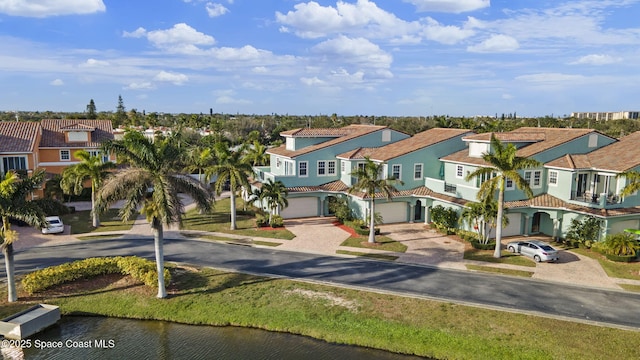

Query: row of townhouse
[251,124,640,240]
[0,119,114,197]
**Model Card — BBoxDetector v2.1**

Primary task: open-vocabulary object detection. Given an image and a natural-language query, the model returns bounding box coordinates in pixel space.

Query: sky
[1,0,640,117]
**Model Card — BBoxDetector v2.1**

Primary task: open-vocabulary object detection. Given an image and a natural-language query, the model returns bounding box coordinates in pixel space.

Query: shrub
[354,226,381,236]
[565,216,602,246]
[600,232,640,257]
[21,256,170,295]
[431,205,458,233]
[270,215,284,228]
[470,240,496,250]
[329,197,353,223]
[255,214,268,227]
[605,253,637,262]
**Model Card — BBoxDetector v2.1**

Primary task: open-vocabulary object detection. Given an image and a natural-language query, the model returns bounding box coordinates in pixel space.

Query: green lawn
[181,198,296,240]
[340,236,408,253]
[61,209,135,234]
[181,232,282,247]
[463,248,537,267]
[3,265,639,360]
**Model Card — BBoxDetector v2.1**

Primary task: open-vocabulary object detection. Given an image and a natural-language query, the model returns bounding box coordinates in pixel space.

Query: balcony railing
[444,182,457,194]
[570,191,621,206]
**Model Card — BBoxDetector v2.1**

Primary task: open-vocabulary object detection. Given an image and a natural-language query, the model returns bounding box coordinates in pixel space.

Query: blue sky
[1,0,639,117]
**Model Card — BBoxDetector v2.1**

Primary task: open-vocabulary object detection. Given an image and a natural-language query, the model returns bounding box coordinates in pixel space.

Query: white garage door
[610,219,639,235]
[280,197,318,219]
[501,213,522,237]
[376,202,407,224]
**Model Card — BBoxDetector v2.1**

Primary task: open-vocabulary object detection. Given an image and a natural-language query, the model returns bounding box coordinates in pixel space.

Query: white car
[507,240,559,262]
[42,216,65,234]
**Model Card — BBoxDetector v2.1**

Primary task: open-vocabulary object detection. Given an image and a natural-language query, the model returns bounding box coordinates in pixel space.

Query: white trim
[505,177,514,191]
[298,161,308,177]
[548,170,558,187]
[39,161,83,167]
[413,163,423,180]
[60,149,71,161]
[317,160,326,176]
[327,160,336,175]
[391,164,401,180]
[525,170,542,189]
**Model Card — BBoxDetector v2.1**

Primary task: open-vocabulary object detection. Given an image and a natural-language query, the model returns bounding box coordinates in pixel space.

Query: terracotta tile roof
[369,128,473,161]
[0,121,41,153]
[268,124,387,158]
[504,193,640,218]
[442,127,602,165]
[280,127,354,137]
[336,147,378,160]
[287,179,350,193]
[546,154,591,169]
[39,119,114,148]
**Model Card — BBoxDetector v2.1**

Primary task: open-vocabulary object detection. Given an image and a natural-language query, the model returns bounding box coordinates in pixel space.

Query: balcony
[570,191,621,207]
[444,182,457,194]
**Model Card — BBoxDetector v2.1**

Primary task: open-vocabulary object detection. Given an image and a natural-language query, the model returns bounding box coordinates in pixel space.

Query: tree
[461,196,507,244]
[96,132,213,298]
[618,170,640,197]
[114,95,127,127]
[244,140,270,166]
[205,143,253,230]
[0,170,47,302]
[61,150,115,227]
[86,99,97,119]
[465,134,541,258]
[260,179,288,225]
[348,157,402,243]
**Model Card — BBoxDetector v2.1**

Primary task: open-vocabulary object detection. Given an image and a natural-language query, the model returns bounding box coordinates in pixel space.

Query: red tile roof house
[0,119,115,198]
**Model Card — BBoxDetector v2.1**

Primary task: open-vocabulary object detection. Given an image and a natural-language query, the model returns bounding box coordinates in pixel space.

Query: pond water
[6,317,429,359]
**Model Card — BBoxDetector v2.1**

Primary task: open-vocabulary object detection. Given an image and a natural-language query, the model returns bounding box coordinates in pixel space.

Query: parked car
[506,240,559,262]
[42,216,65,234]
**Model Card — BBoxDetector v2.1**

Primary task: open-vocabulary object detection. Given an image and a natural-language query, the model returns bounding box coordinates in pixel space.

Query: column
[524,215,530,236]
[409,204,415,223]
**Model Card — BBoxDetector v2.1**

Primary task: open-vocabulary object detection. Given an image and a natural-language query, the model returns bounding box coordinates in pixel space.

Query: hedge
[604,253,638,263]
[354,226,381,236]
[21,256,171,295]
[471,240,497,250]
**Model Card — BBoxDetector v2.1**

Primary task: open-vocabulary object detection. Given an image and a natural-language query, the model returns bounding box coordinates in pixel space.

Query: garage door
[280,197,318,219]
[376,202,407,224]
[501,213,522,237]
[610,219,640,235]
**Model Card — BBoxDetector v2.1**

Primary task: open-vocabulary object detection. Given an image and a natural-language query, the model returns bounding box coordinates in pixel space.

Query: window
[88,150,109,163]
[2,156,27,172]
[505,178,514,190]
[60,150,70,161]
[392,164,401,180]
[414,164,423,180]
[284,160,294,175]
[456,165,464,178]
[298,161,308,177]
[317,161,326,176]
[357,162,366,172]
[327,161,336,175]
[525,170,542,189]
[548,171,558,186]
[341,161,345,173]
[276,158,282,169]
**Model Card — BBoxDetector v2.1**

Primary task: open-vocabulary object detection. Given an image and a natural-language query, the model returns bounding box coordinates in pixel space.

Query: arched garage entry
[531,211,553,236]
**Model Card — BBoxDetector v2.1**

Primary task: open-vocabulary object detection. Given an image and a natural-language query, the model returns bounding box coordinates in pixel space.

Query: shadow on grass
[167,269,275,299]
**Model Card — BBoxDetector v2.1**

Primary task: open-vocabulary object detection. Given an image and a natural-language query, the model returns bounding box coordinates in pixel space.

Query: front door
[414,200,422,221]
[531,213,541,233]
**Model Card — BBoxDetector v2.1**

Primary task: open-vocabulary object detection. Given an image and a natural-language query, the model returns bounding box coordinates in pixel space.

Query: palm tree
[260,179,289,225]
[205,143,253,230]
[465,134,541,258]
[348,157,402,243]
[461,196,507,244]
[95,132,213,298]
[0,170,47,302]
[244,140,270,166]
[60,150,116,228]
[618,170,640,197]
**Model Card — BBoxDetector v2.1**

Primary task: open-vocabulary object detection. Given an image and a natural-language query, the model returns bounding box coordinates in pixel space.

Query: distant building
[570,111,640,121]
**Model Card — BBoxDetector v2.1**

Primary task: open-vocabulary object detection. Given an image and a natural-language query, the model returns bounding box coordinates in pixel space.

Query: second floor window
[392,164,401,180]
[525,170,542,188]
[327,161,336,175]
[548,171,558,186]
[60,150,70,161]
[414,164,423,180]
[299,161,308,177]
[456,165,464,178]
[318,161,326,176]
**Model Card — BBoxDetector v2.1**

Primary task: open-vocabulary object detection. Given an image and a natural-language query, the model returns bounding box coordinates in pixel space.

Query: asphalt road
[3,237,640,330]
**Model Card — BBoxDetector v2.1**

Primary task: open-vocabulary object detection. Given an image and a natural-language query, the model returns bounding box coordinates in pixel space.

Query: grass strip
[340,236,407,253]
[5,266,639,360]
[571,247,640,281]
[618,284,640,292]
[336,250,398,261]
[464,248,536,267]
[76,234,124,241]
[466,264,534,277]
[62,209,135,234]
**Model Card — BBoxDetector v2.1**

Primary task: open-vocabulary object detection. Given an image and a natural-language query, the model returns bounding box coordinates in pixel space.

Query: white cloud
[50,79,64,86]
[330,68,365,83]
[405,0,489,13]
[467,34,519,53]
[123,27,147,38]
[422,17,475,44]
[206,3,228,17]
[80,58,110,67]
[275,0,420,40]
[145,23,216,54]
[312,35,392,69]
[300,76,326,86]
[252,66,268,73]
[154,71,189,85]
[516,73,587,83]
[572,54,621,66]
[502,93,513,100]
[211,45,271,61]
[0,0,105,18]
[125,82,155,90]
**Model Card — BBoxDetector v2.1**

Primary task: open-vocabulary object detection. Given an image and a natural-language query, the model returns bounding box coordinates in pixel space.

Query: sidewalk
[13,206,640,291]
